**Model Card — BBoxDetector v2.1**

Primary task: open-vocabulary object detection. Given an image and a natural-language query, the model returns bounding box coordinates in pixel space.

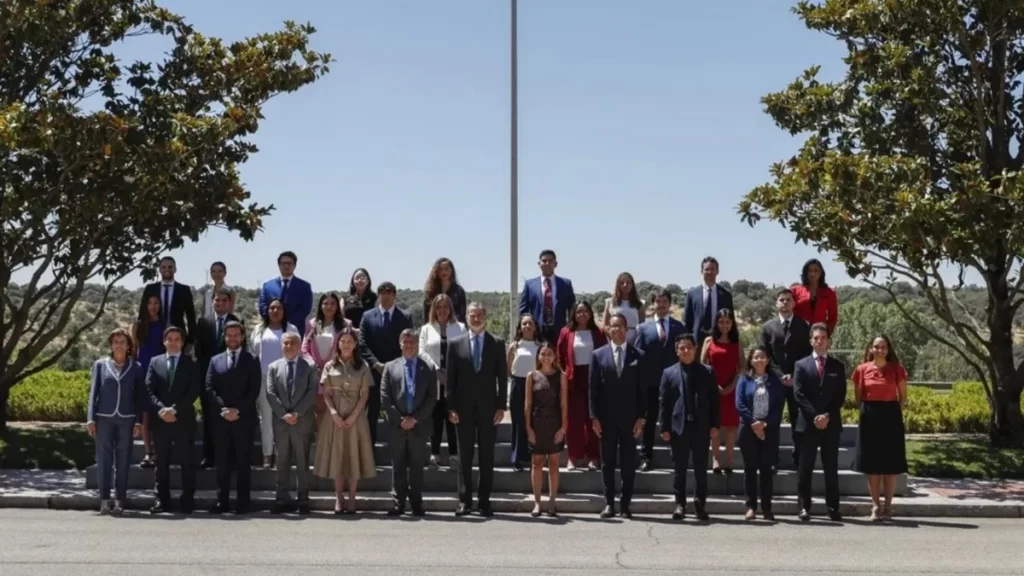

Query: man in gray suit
[266,332,318,514]
[381,328,437,517]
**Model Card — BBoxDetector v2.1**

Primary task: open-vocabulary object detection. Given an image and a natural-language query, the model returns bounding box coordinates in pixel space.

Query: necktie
[230,351,237,369]
[163,285,172,323]
[783,319,790,334]
[281,278,290,303]
[472,334,482,372]
[657,318,666,343]
[816,355,825,378]
[614,346,623,376]
[286,361,295,396]
[383,310,392,331]
[701,287,712,332]
[542,277,553,326]
[405,360,416,413]
[167,356,177,382]
[216,316,224,343]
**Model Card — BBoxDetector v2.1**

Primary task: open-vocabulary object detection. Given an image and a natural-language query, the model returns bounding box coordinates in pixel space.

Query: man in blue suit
[683,256,734,342]
[589,313,646,519]
[633,288,687,471]
[359,281,414,445]
[258,251,314,337]
[518,249,576,344]
[659,334,719,521]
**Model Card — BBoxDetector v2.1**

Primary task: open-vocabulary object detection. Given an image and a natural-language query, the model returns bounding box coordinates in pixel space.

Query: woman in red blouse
[556,301,607,471]
[852,335,908,521]
[791,259,839,335]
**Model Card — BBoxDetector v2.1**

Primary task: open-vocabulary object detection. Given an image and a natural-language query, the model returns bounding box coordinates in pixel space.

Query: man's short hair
[776,288,794,299]
[810,322,829,336]
[399,328,418,342]
[223,320,244,334]
[378,281,397,294]
[163,325,184,339]
[468,301,487,314]
[282,332,301,344]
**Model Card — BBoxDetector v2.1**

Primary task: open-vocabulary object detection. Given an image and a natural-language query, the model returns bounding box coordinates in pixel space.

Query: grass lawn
[0,425,95,470]
[906,437,1024,479]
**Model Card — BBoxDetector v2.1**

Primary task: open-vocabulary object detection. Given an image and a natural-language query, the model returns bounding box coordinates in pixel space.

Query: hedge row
[7,370,992,434]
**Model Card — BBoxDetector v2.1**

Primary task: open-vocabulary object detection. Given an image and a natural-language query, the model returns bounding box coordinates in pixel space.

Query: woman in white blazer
[419,294,466,469]
[249,297,299,468]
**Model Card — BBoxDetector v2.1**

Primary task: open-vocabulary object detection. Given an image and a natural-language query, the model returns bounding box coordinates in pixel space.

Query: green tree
[830,299,932,375]
[0,0,330,431]
[739,0,1024,445]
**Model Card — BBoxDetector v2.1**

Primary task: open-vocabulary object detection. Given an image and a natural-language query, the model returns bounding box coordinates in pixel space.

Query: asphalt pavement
[0,509,1021,574]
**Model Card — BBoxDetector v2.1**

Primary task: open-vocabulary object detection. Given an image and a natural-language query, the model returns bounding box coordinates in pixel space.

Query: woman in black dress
[525,342,568,517]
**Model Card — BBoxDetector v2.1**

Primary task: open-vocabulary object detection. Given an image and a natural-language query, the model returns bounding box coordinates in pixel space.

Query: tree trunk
[0,382,8,436]
[985,274,1024,447]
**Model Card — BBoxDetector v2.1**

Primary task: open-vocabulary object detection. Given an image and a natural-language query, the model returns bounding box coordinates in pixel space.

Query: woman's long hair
[258,297,287,333]
[513,313,540,347]
[428,293,457,326]
[329,327,364,370]
[862,334,900,364]
[800,258,829,288]
[711,308,740,344]
[570,301,599,332]
[611,271,643,309]
[424,257,459,303]
[347,268,377,307]
[744,345,775,378]
[314,292,347,333]
[134,294,162,350]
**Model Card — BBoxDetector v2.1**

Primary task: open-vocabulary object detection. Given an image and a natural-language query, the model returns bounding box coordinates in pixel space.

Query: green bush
[8,370,90,421]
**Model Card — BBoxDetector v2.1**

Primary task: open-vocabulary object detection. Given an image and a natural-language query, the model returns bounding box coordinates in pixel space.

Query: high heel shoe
[334,496,345,515]
[531,503,542,517]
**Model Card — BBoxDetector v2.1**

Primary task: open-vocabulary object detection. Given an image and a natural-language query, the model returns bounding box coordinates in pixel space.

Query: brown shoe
[263,455,275,469]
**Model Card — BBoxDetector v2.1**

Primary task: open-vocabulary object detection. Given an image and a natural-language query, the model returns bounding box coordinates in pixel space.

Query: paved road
[0,509,1020,574]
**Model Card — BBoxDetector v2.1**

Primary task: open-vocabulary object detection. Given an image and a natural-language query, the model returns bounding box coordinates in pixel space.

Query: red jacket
[555,326,607,384]
[791,284,839,335]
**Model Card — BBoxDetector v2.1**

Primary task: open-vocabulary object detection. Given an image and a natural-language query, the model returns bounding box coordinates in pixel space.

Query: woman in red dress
[700,308,743,475]
[791,258,839,335]
[555,301,607,471]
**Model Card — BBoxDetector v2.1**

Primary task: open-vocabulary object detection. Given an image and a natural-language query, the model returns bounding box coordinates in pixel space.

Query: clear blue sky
[123,0,852,292]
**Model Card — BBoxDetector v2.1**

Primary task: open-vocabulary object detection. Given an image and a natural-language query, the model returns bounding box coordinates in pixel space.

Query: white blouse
[605,298,642,342]
[510,340,539,378]
[249,323,299,370]
[419,321,466,370]
[573,331,595,366]
[313,324,336,362]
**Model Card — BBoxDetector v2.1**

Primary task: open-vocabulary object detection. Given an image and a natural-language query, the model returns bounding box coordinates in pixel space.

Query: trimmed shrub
[8,370,90,422]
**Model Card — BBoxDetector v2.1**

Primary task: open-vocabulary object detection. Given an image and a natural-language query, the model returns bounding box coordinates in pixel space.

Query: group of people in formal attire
[86,251,908,522]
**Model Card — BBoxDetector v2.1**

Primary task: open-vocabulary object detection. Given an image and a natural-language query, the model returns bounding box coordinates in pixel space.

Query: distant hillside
[7,279,1011,383]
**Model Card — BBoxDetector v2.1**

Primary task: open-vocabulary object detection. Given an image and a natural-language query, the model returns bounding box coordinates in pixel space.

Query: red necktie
[816,356,825,378]
[542,277,553,325]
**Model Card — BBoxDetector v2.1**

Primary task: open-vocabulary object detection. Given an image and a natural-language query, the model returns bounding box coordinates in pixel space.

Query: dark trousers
[456,410,497,506]
[366,384,381,446]
[739,422,779,512]
[152,418,196,504]
[669,427,709,505]
[540,325,560,348]
[95,417,134,501]
[639,387,660,461]
[200,392,217,463]
[509,376,530,465]
[431,386,458,456]
[391,428,428,508]
[798,426,841,512]
[599,423,637,506]
[213,418,255,506]
[781,387,801,468]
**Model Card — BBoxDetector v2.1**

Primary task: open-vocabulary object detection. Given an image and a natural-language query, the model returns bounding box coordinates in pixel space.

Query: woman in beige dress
[314,327,376,514]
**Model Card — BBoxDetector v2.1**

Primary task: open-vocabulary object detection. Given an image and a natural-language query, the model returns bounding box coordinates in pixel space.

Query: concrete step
[187,420,858,447]
[34,491,922,517]
[85,464,905,496]
[131,441,855,471]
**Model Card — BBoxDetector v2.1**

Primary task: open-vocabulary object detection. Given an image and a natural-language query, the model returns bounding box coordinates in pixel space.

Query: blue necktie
[405,360,415,413]
[383,310,392,331]
[472,334,482,372]
[286,361,295,396]
[216,316,224,343]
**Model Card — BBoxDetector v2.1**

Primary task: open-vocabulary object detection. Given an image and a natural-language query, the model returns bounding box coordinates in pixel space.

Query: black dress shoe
[694,502,709,521]
[179,499,194,514]
[150,500,168,514]
[672,504,685,520]
[799,509,811,522]
[455,503,472,516]
[387,506,405,517]
[234,504,250,515]
[200,459,215,469]
[513,463,525,472]
[827,510,843,522]
[640,460,654,472]
[411,507,426,517]
[620,506,633,519]
[209,502,229,515]
[270,503,285,515]
[297,504,311,515]
[479,504,494,517]
[762,511,776,521]
[600,505,616,518]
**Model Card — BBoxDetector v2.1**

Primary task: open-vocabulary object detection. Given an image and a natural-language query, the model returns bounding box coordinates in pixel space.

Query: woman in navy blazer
[86,328,146,515]
[735,345,785,521]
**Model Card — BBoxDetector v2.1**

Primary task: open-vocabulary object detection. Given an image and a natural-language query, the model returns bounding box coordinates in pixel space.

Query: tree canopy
[0,0,330,428]
[739,0,1024,445]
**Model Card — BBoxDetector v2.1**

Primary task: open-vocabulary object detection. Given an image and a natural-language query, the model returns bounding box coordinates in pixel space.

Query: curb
[2,492,1021,518]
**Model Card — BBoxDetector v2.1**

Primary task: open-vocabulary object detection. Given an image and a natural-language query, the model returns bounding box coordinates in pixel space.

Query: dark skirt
[854,400,907,474]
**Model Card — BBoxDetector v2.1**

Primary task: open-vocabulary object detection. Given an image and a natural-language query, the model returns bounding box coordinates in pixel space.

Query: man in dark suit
[589,313,646,519]
[633,288,687,471]
[359,281,414,445]
[139,256,197,344]
[258,250,314,337]
[518,249,577,345]
[447,302,508,517]
[205,320,262,514]
[659,334,720,521]
[793,323,847,522]
[145,326,200,514]
[193,287,241,468]
[759,288,812,470]
[683,256,734,342]
[382,329,438,517]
